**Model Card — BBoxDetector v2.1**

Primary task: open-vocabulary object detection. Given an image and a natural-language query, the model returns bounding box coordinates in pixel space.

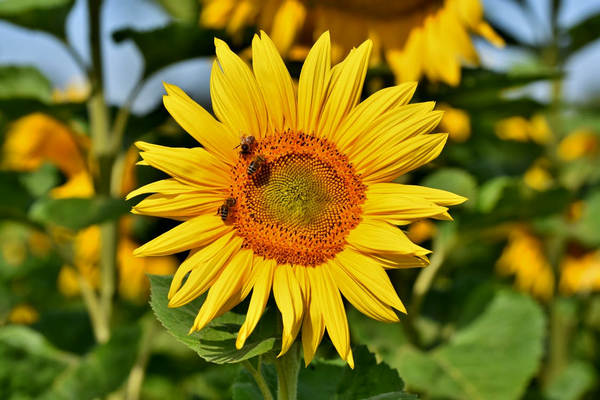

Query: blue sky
[0,0,599,114]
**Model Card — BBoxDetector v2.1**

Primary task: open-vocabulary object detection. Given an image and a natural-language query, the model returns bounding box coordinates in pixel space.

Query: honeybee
[234,135,256,155]
[247,155,266,175]
[217,198,236,222]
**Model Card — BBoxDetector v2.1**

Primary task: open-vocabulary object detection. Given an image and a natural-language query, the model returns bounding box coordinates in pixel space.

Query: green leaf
[0,326,74,399]
[421,168,477,207]
[29,196,130,231]
[232,346,416,400]
[396,290,545,400]
[572,190,600,246]
[113,24,217,79]
[477,176,516,213]
[0,66,52,102]
[0,0,75,40]
[149,274,278,364]
[154,0,199,24]
[544,361,597,400]
[41,326,141,400]
[335,346,416,400]
[0,171,34,220]
[568,13,600,54]
[19,163,61,197]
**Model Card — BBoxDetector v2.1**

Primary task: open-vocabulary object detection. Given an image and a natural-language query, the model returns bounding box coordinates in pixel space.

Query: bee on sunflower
[129,31,465,367]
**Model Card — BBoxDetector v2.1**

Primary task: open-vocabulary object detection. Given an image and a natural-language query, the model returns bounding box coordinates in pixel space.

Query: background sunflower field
[1,0,600,399]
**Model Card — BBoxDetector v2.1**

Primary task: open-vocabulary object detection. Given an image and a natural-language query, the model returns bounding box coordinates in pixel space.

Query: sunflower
[129,31,465,366]
[201,0,503,85]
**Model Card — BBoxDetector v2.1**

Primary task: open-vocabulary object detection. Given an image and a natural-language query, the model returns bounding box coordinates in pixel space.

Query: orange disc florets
[229,131,365,265]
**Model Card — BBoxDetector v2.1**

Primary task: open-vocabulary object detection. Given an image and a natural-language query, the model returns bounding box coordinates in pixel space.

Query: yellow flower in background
[523,158,553,191]
[1,112,176,302]
[52,79,90,103]
[560,251,600,295]
[201,0,503,85]
[2,113,90,182]
[494,114,552,144]
[558,128,599,161]
[129,32,465,366]
[438,104,471,142]
[8,304,39,325]
[496,228,554,301]
[407,220,437,244]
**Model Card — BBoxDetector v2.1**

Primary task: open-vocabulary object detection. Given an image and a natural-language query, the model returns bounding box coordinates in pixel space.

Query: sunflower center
[229,132,365,266]
[316,0,442,19]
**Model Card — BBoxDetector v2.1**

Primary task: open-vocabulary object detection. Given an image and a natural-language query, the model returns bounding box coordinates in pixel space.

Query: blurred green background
[1,0,600,399]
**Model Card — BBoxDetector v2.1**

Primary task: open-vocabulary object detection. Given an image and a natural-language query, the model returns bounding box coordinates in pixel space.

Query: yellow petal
[334,249,406,314]
[317,39,372,141]
[191,249,254,332]
[168,231,242,304]
[273,264,304,357]
[135,142,229,189]
[236,257,276,349]
[366,183,467,206]
[297,31,331,135]
[363,188,450,225]
[134,214,232,257]
[252,31,297,132]
[300,283,325,366]
[163,83,237,165]
[211,38,269,137]
[132,192,224,220]
[335,82,417,152]
[347,218,430,258]
[361,133,448,183]
[308,265,351,364]
[127,178,198,201]
[346,102,436,162]
[327,259,399,322]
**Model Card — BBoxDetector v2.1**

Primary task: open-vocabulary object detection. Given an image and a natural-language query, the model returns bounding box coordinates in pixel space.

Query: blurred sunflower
[1,113,176,302]
[496,227,554,301]
[130,32,465,366]
[560,251,600,295]
[201,0,503,85]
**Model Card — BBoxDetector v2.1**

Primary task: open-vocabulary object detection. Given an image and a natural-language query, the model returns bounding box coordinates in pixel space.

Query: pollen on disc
[229,131,366,266]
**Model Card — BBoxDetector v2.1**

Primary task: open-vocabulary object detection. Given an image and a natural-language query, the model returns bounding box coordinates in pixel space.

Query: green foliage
[422,168,478,207]
[41,326,141,400]
[113,24,217,79]
[0,326,73,399]
[568,13,600,54]
[149,274,278,364]
[232,346,417,400]
[0,172,34,220]
[0,0,75,40]
[0,66,53,103]
[154,0,199,24]
[396,290,545,400]
[544,361,597,400]
[29,197,130,231]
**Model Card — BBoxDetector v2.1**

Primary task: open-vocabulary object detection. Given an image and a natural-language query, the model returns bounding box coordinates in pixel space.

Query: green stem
[243,357,274,400]
[543,297,575,386]
[274,342,300,400]
[125,317,157,400]
[87,0,117,344]
[75,269,109,342]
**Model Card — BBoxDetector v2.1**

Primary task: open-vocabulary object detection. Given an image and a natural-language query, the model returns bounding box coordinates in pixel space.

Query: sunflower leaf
[0,0,75,40]
[28,196,130,231]
[232,346,417,400]
[396,290,545,400]
[112,24,217,79]
[148,274,278,364]
[0,66,53,103]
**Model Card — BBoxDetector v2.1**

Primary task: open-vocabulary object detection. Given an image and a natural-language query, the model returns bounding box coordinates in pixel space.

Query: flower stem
[274,342,300,400]
[242,357,274,400]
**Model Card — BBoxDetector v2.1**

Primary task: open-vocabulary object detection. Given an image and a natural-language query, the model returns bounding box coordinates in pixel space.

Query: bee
[247,155,266,175]
[217,198,236,222]
[234,135,256,155]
